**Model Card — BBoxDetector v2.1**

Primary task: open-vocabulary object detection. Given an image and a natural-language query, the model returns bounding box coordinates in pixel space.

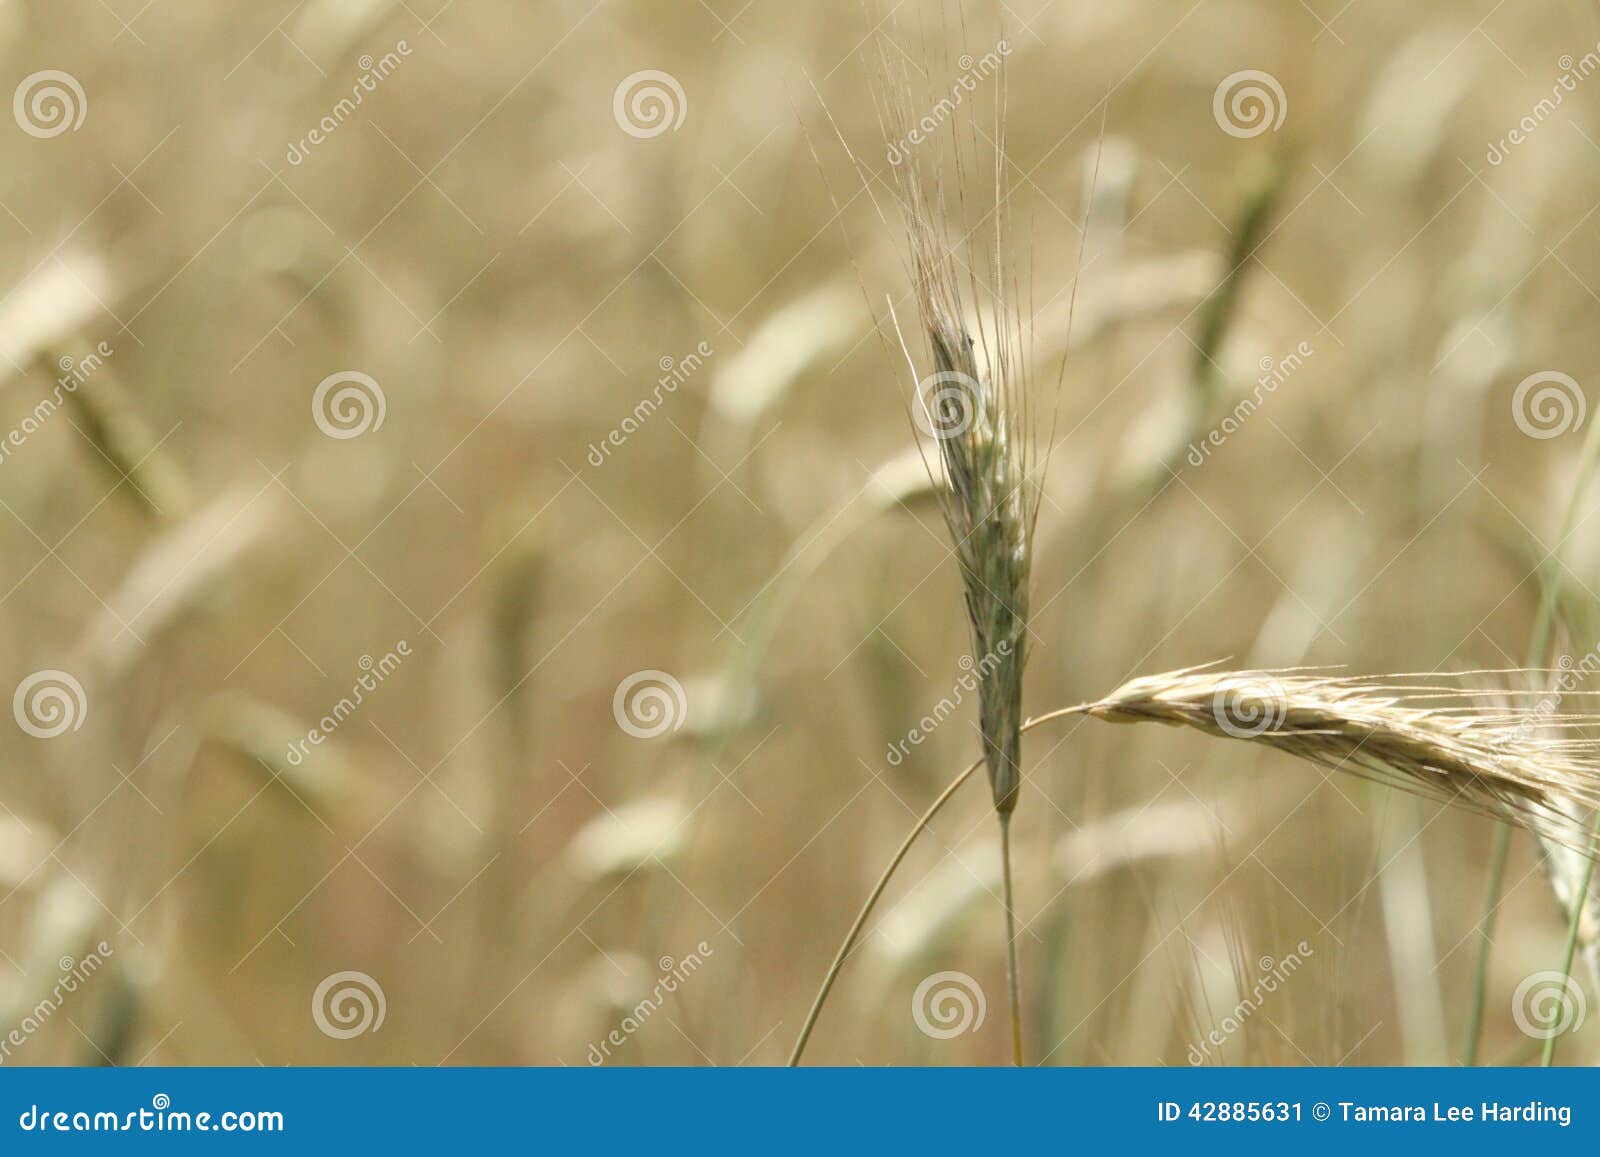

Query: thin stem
[788,702,1092,1066]
[1463,413,1600,1065]
[1541,822,1598,1066]
[786,753,984,1066]
[1462,825,1509,1066]
[999,812,1023,1066]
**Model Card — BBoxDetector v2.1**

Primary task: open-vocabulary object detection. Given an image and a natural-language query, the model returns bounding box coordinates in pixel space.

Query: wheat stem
[1530,418,1600,1067]
[1542,822,1598,1066]
[787,753,985,1067]
[1000,811,1023,1066]
[788,704,1090,1066]
[1462,826,1510,1066]
[1466,413,1600,1064]
[1464,583,1556,1065]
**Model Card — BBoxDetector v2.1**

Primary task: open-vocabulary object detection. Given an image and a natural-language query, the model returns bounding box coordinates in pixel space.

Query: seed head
[918,308,1031,815]
[1088,666,1600,852]
[874,38,1041,818]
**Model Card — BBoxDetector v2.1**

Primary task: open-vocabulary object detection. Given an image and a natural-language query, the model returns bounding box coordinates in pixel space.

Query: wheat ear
[1089,667,1600,850]
[876,38,1039,1062]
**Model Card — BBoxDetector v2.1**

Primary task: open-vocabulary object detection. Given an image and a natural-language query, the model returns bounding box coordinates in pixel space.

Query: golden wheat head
[1087,666,1600,853]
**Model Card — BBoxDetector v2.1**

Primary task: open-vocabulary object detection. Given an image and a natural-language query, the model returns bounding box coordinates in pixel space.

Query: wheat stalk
[912,293,1033,1066]
[866,31,1051,1065]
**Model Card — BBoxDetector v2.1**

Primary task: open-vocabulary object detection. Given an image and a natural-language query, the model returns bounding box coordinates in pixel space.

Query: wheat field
[2,0,1600,1067]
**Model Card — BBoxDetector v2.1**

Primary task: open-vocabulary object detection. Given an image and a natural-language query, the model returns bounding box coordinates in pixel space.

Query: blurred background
[2,0,1600,1066]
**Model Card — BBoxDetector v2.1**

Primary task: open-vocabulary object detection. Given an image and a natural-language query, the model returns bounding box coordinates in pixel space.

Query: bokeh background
[2,0,1600,1066]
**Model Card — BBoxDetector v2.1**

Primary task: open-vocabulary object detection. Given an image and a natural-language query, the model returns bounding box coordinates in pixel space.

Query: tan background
[0,0,1597,1065]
